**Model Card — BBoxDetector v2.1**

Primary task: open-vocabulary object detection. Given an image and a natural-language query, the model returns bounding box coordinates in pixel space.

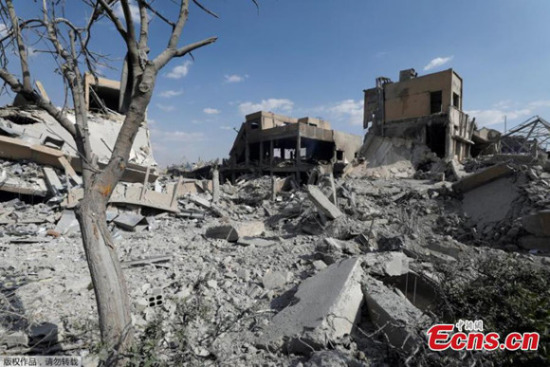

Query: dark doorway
[430,91,442,114]
[426,124,446,158]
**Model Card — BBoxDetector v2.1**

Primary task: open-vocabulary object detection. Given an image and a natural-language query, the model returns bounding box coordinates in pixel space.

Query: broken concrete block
[521,210,550,237]
[426,239,470,260]
[205,221,265,242]
[363,275,430,352]
[113,212,145,231]
[105,210,118,222]
[43,166,63,193]
[307,185,343,220]
[315,237,360,264]
[257,257,363,354]
[1,330,29,348]
[364,252,410,277]
[452,163,513,193]
[186,194,226,217]
[312,260,327,271]
[236,237,275,247]
[262,270,287,290]
[54,210,79,235]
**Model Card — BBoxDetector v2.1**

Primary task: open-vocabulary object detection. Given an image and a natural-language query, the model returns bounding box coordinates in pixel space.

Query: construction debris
[1,72,549,367]
[205,221,265,242]
[257,257,364,354]
[307,184,343,219]
[363,275,430,352]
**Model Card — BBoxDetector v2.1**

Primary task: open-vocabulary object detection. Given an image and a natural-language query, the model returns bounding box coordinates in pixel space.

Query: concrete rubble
[1,72,549,366]
[257,257,364,353]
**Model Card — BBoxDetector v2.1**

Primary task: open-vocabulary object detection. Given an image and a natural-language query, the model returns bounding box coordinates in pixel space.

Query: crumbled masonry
[1,74,550,365]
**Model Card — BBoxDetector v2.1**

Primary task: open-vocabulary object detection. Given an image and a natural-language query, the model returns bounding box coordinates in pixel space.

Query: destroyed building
[224,111,362,181]
[363,68,475,161]
[1,73,550,367]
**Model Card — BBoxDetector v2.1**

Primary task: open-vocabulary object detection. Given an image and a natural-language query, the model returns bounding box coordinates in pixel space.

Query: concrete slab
[363,275,430,352]
[257,257,363,354]
[43,167,64,193]
[307,185,343,220]
[205,221,265,242]
[113,212,145,231]
[452,163,513,193]
[54,210,79,235]
[425,239,471,260]
[236,237,275,247]
[462,177,518,230]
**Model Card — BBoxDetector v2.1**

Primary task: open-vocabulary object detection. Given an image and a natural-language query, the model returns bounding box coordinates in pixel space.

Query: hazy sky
[4,1,550,166]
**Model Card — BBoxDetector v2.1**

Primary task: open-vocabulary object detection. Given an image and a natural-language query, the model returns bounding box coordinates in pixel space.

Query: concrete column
[444,122,453,160]
[270,140,274,167]
[259,141,264,167]
[271,173,276,201]
[296,133,301,165]
[296,130,301,183]
[329,170,337,206]
[212,166,220,203]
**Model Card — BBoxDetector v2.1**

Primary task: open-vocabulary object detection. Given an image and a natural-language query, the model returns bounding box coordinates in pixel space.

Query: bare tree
[0,0,228,363]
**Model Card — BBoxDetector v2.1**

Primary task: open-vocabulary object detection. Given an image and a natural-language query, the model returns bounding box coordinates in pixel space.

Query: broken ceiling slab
[186,194,225,217]
[0,106,157,182]
[461,177,518,230]
[257,257,363,354]
[307,185,343,220]
[0,135,81,184]
[110,183,179,213]
[43,167,64,194]
[452,163,514,193]
[363,275,430,352]
[0,175,48,197]
[113,212,145,231]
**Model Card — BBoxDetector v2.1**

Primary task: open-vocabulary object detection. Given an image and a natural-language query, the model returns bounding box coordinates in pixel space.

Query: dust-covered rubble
[1,152,550,366]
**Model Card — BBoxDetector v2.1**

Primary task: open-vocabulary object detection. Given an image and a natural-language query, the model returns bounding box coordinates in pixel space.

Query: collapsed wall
[0,107,156,168]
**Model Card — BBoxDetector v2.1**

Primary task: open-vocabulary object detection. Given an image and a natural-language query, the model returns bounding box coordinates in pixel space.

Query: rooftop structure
[225,111,362,181]
[363,68,475,161]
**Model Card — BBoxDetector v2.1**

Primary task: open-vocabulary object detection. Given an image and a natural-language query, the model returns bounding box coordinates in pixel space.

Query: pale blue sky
[4,1,550,166]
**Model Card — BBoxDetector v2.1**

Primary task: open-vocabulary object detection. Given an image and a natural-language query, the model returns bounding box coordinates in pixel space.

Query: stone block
[257,257,363,354]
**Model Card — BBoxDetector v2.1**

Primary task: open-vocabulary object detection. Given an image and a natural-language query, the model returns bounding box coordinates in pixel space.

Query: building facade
[363,68,475,161]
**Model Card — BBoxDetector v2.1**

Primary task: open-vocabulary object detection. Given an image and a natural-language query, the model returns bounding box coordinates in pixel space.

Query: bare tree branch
[139,0,175,28]
[5,0,32,91]
[137,0,148,49]
[0,68,77,136]
[192,0,219,19]
[96,0,129,40]
[174,36,217,57]
[167,0,189,50]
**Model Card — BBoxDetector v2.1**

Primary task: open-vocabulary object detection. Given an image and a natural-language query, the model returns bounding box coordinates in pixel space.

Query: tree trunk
[75,188,133,364]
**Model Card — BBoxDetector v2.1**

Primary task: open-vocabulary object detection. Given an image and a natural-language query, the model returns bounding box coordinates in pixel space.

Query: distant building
[363,68,475,161]
[225,111,362,180]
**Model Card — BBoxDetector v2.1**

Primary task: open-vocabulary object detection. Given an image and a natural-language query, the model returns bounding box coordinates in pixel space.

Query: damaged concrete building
[363,68,475,161]
[224,111,362,181]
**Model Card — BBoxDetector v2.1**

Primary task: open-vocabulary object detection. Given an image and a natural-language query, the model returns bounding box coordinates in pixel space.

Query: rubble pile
[0,110,549,366]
